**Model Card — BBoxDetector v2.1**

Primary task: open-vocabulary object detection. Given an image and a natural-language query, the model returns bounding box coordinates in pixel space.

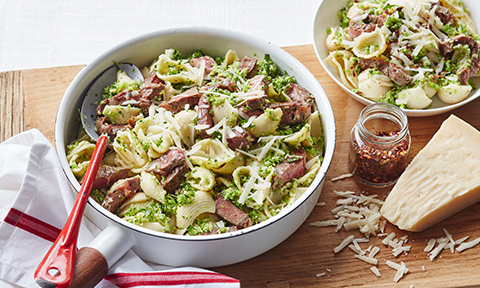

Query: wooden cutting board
[1,45,480,288]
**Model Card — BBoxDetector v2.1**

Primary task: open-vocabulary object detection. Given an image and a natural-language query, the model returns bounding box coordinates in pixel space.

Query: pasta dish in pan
[66,49,325,236]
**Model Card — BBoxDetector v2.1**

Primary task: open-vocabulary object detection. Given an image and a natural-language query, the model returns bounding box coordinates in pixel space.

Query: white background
[0,0,321,72]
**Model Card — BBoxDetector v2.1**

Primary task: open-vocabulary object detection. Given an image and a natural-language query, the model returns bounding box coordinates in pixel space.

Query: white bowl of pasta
[313,0,480,117]
[55,27,336,268]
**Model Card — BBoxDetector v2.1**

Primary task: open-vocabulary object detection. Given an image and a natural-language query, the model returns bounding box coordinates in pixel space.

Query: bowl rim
[55,26,337,242]
[312,0,480,117]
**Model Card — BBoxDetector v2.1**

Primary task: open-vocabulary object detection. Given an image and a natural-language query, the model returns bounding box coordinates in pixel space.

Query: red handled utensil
[34,135,109,288]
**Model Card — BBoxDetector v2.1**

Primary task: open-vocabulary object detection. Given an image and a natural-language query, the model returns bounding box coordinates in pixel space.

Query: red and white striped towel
[0,129,240,288]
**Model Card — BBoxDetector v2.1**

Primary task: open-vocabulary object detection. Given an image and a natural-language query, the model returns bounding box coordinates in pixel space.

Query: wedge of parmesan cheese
[381,115,480,231]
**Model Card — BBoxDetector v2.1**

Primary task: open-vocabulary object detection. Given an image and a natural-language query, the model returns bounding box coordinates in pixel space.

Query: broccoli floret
[338,8,350,29]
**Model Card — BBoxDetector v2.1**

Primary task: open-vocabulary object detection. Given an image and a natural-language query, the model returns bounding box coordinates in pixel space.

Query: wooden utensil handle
[69,247,109,288]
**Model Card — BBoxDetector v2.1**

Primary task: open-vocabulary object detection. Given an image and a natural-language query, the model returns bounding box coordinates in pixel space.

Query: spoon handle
[34,135,108,288]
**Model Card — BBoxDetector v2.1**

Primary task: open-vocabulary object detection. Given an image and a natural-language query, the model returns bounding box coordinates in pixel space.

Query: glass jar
[348,103,411,187]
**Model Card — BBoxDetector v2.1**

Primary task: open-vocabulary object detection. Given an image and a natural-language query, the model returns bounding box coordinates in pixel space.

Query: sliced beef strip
[245,96,266,111]
[245,75,268,110]
[286,83,314,105]
[159,87,201,113]
[272,148,307,189]
[439,35,479,56]
[238,56,257,78]
[145,147,186,176]
[95,116,134,141]
[88,165,131,190]
[269,101,312,125]
[137,73,166,115]
[190,56,216,75]
[162,164,189,193]
[96,90,141,116]
[145,148,188,193]
[349,20,377,39]
[137,88,156,115]
[102,176,140,213]
[141,71,165,90]
[348,14,386,39]
[439,35,480,85]
[208,77,238,92]
[215,194,253,229]
[97,73,165,115]
[226,128,255,151]
[359,57,413,86]
[459,57,480,85]
[238,106,264,118]
[434,3,457,26]
[196,94,213,138]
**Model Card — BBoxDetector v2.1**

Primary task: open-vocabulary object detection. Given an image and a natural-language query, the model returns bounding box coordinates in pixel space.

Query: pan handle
[70,224,137,288]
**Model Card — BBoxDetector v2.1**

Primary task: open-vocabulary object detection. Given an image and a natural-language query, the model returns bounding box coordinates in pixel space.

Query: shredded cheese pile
[310,188,480,284]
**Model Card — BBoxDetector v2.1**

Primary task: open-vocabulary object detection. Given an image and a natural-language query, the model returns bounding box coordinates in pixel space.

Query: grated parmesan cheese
[429,241,448,261]
[334,235,355,253]
[443,228,456,254]
[331,173,353,182]
[309,220,339,227]
[355,254,378,265]
[456,237,480,253]
[423,239,436,252]
[370,266,381,277]
[386,260,409,283]
[368,246,380,258]
[382,232,396,246]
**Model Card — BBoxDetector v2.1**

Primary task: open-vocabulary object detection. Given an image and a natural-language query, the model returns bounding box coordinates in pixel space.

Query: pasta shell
[221,50,240,68]
[212,100,239,127]
[233,166,252,189]
[423,83,437,98]
[396,86,432,109]
[150,54,175,75]
[212,152,244,174]
[67,140,95,177]
[113,130,149,171]
[174,110,197,147]
[309,111,323,139]
[353,28,388,59]
[189,139,236,170]
[103,105,142,125]
[284,124,311,145]
[140,171,166,203]
[102,150,117,166]
[358,69,392,100]
[118,201,151,218]
[142,222,167,232]
[325,51,358,90]
[326,28,343,52]
[437,83,472,104]
[119,192,150,212]
[247,108,282,137]
[187,167,216,191]
[347,2,377,19]
[150,51,204,87]
[176,191,216,229]
[297,158,321,187]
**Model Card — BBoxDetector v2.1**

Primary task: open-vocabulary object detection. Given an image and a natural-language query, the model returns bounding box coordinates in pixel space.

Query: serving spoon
[34,135,109,288]
[34,63,144,287]
[81,63,144,141]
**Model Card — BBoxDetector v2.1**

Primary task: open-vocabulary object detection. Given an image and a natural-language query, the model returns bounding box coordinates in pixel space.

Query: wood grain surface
[1,45,480,288]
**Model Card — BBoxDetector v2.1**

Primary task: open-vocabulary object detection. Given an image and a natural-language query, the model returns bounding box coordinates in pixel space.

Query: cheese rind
[380,115,480,232]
